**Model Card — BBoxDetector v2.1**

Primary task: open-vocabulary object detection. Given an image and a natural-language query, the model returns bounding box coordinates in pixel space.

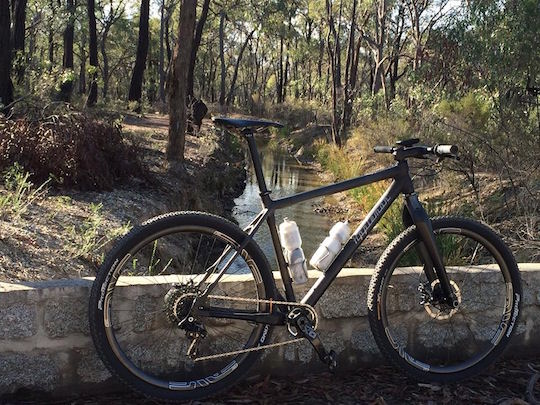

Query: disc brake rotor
[424,279,462,320]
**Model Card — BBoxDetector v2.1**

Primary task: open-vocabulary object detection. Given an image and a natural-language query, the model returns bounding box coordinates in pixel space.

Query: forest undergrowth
[267,96,540,264]
[0,111,245,281]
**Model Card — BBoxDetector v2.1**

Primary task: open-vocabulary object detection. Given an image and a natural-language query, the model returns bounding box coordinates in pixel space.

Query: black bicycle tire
[88,211,277,401]
[367,216,522,383]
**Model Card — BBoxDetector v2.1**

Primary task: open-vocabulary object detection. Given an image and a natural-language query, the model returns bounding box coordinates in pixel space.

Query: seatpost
[244,130,272,205]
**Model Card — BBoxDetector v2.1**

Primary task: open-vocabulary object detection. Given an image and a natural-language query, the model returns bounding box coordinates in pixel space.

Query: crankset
[287,308,337,372]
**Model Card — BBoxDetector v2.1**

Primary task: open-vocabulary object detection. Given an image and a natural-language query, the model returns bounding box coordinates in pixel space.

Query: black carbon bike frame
[196,130,455,325]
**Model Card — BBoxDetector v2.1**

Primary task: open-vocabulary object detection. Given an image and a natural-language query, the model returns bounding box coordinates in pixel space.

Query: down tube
[301,180,403,307]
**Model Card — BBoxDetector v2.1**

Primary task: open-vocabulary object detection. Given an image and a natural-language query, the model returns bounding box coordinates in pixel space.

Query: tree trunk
[283,50,289,102]
[209,56,216,102]
[166,0,196,161]
[218,10,226,106]
[60,0,75,101]
[165,4,172,63]
[128,0,150,110]
[28,11,38,90]
[87,0,98,106]
[388,2,405,100]
[100,30,109,99]
[187,0,210,98]
[48,30,54,66]
[79,30,87,94]
[11,0,26,51]
[277,35,284,103]
[158,0,165,102]
[326,0,343,146]
[371,0,387,96]
[11,0,26,83]
[341,0,357,133]
[226,29,254,106]
[0,0,13,110]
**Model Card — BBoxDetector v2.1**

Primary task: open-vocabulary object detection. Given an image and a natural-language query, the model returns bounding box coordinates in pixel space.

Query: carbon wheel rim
[100,225,266,390]
[379,226,516,374]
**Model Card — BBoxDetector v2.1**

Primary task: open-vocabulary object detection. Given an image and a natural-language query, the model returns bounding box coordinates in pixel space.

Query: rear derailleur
[287,308,337,371]
[179,316,208,358]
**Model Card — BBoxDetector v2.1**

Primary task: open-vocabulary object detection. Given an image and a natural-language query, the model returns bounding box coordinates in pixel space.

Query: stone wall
[0,264,539,396]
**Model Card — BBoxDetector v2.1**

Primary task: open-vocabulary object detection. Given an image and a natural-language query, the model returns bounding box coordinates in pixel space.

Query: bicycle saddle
[212,116,283,131]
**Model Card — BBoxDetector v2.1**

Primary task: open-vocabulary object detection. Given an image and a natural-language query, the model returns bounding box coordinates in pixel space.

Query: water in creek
[233,140,335,271]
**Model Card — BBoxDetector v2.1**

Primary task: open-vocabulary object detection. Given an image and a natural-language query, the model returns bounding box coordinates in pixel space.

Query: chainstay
[206,294,319,329]
[191,294,318,362]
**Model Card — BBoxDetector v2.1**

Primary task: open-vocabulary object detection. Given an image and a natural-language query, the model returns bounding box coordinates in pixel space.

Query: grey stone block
[522,280,535,306]
[76,350,112,384]
[319,283,368,319]
[284,341,314,363]
[0,352,59,393]
[0,303,37,339]
[350,329,378,355]
[44,299,89,338]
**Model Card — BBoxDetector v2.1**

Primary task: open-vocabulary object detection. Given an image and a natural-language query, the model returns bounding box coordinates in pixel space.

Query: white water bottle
[279,218,308,284]
[310,221,350,272]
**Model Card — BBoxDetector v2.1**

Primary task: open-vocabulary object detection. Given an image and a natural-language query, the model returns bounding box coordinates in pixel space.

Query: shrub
[265,100,331,129]
[0,163,50,219]
[316,141,403,242]
[0,113,144,190]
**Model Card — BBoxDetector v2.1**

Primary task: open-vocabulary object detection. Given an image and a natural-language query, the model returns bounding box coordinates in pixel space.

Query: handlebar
[373,146,394,154]
[433,144,458,157]
[373,142,458,161]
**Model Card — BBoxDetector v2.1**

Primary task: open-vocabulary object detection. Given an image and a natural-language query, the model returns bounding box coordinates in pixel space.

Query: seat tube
[405,193,457,306]
[244,132,270,195]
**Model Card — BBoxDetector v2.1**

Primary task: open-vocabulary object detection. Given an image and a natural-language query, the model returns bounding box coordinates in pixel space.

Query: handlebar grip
[374,146,394,153]
[434,144,458,156]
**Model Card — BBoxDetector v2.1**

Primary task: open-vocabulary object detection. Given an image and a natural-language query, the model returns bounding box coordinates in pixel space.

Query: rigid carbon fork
[288,309,337,371]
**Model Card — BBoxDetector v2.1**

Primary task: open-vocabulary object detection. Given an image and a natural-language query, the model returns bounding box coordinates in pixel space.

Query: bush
[0,113,144,190]
[316,141,403,242]
[0,163,50,219]
[265,100,331,129]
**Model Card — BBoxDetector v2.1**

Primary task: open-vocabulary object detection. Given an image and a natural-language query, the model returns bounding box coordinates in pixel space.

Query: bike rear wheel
[89,211,275,401]
[368,216,522,383]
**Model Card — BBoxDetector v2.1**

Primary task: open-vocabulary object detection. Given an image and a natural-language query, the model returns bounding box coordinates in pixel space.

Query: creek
[233,140,335,270]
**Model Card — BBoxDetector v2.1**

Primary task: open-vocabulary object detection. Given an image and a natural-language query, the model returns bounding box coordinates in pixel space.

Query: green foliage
[350,183,403,243]
[65,202,131,263]
[316,142,402,242]
[0,163,50,220]
[436,91,492,130]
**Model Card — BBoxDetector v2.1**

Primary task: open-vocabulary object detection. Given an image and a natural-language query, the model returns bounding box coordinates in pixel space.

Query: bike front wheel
[368,216,522,383]
[88,211,276,401]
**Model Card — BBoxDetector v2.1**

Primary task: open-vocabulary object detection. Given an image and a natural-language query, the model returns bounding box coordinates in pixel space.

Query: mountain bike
[88,117,522,401]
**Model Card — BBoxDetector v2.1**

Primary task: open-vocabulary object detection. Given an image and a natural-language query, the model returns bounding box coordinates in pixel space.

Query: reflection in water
[233,140,334,271]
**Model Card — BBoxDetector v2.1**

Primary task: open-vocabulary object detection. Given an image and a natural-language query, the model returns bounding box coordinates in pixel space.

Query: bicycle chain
[190,294,318,362]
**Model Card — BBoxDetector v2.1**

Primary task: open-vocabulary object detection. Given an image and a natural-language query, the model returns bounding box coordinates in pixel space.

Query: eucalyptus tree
[325,0,343,145]
[0,0,13,110]
[186,0,210,99]
[87,0,99,106]
[11,0,27,52]
[128,0,150,110]
[97,0,125,100]
[167,0,196,161]
[59,0,76,101]
[11,0,27,83]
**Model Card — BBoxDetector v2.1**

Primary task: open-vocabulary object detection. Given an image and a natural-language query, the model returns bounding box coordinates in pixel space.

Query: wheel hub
[421,279,462,320]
